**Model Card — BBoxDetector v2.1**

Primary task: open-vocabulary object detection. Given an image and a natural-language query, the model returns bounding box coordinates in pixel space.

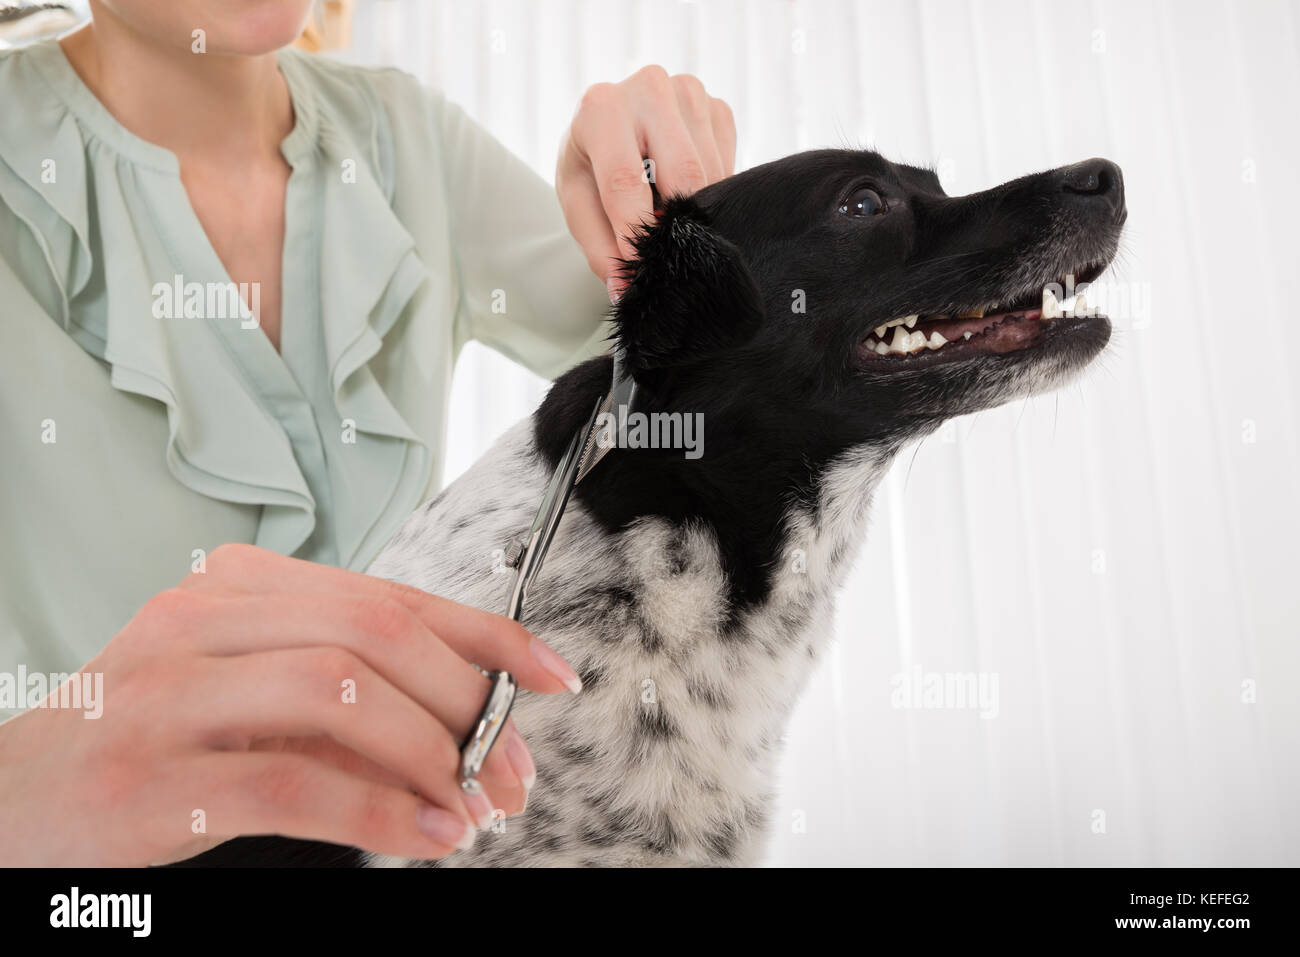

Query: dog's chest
[366,422,875,866]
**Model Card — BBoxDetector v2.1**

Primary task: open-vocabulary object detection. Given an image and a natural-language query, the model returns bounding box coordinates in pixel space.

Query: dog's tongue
[920,308,1043,348]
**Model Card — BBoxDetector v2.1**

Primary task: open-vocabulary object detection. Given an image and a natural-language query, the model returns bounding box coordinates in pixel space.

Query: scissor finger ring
[459,669,517,793]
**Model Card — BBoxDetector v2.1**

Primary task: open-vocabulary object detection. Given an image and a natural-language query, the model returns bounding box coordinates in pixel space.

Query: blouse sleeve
[429,89,613,380]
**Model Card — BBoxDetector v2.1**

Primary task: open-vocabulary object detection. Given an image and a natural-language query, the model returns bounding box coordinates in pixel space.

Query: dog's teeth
[963,331,974,341]
[1042,287,1062,320]
[904,315,918,328]
[874,341,890,355]
[890,327,919,354]
[883,324,936,355]
[927,332,947,349]
[956,307,985,319]
[874,324,889,338]
[1074,292,1088,316]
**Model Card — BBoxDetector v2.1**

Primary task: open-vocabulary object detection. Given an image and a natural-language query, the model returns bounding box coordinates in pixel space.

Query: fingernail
[415,803,476,851]
[461,785,495,829]
[529,637,583,694]
[503,724,537,792]
[606,276,621,304]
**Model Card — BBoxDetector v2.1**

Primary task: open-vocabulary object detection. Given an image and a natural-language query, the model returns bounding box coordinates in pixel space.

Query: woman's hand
[0,544,580,866]
[557,65,737,299]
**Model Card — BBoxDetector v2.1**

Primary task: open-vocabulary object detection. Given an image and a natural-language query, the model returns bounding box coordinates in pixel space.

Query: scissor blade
[506,394,604,622]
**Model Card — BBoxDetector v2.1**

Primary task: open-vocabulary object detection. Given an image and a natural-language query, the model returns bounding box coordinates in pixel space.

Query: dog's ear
[611,197,764,376]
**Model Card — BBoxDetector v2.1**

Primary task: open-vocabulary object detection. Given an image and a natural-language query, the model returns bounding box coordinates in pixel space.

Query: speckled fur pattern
[363,421,890,867]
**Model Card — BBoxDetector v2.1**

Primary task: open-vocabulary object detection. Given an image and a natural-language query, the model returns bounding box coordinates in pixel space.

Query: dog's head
[612,149,1124,440]
[540,148,1125,609]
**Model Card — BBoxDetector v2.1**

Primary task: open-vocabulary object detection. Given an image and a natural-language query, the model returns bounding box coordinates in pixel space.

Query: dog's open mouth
[856,272,1106,364]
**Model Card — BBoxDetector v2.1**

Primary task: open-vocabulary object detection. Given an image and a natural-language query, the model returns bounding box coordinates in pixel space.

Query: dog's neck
[535,356,904,621]
[517,398,892,865]
[367,381,900,866]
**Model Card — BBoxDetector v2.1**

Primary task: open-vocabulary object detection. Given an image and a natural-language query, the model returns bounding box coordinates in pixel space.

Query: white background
[340,0,1299,866]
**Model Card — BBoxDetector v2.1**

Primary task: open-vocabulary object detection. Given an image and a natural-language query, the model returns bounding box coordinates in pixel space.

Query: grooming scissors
[457,355,637,793]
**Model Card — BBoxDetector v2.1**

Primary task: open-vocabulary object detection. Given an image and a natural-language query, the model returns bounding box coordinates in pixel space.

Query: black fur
[537,149,1122,617]
[611,198,766,374]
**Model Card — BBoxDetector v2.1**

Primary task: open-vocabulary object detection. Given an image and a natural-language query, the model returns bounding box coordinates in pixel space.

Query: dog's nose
[1056,158,1125,223]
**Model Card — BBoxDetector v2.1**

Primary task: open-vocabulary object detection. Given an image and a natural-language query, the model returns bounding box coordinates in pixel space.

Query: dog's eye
[839,187,885,217]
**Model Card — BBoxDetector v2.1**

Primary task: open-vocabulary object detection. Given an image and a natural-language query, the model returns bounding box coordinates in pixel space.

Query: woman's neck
[58,9,294,171]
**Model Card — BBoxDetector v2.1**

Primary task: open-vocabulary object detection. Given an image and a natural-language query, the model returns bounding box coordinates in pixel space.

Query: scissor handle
[458,669,518,793]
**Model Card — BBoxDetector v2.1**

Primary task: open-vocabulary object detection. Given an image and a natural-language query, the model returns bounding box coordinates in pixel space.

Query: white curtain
[341,0,1300,866]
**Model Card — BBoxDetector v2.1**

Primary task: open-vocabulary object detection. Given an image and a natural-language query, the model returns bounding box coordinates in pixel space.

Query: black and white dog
[193,148,1125,867]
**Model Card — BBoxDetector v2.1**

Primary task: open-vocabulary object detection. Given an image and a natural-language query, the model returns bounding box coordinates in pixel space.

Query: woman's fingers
[567,81,654,267]
[180,592,499,733]
[628,69,711,200]
[186,647,503,827]
[366,587,582,696]
[167,549,549,821]
[254,732,410,791]
[555,152,624,290]
[377,593,583,695]
[191,596,527,817]
[258,718,534,812]
[559,68,737,291]
[671,74,725,183]
[192,751,475,860]
[711,96,737,175]
[177,544,581,694]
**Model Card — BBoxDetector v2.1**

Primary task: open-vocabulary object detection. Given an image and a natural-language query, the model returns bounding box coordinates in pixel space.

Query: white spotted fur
[364,419,890,867]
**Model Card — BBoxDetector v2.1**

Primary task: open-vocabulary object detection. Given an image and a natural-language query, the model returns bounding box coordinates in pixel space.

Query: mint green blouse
[0,39,611,690]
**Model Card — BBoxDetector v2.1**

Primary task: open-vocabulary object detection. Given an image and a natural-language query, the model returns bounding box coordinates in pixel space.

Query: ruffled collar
[0,40,433,568]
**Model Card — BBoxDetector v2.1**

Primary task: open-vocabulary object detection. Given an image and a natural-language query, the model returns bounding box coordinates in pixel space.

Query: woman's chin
[204,3,316,56]
[101,0,316,58]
